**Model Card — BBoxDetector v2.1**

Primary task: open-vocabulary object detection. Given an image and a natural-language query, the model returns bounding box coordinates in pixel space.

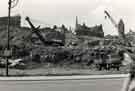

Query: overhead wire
[11,0,19,8]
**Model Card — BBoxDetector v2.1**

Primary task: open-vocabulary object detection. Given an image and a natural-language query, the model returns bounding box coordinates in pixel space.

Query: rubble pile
[0,15,135,70]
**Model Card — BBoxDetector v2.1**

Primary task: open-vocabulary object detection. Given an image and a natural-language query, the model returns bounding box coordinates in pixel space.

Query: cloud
[95,0,111,4]
[31,0,92,5]
[104,0,111,3]
[92,5,106,15]
[91,5,113,18]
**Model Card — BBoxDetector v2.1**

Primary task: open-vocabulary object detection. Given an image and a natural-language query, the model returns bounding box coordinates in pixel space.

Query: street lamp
[6,0,19,76]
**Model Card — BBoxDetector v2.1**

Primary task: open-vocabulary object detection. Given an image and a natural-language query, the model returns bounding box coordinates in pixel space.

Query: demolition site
[0,10,134,76]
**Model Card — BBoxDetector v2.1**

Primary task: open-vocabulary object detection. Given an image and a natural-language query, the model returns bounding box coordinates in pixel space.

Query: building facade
[75,16,104,38]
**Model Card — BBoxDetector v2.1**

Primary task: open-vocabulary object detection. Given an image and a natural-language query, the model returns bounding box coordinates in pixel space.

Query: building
[75,16,104,38]
[0,15,21,27]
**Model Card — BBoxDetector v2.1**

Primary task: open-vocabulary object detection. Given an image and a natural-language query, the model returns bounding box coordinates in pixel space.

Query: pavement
[0,74,129,91]
[0,74,129,81]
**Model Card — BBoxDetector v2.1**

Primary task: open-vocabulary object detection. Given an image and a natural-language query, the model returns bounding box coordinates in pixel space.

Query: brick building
[75,16,104,38]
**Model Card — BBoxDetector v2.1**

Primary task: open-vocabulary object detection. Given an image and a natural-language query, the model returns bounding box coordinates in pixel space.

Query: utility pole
[6,0,11,77]
[6,0,19,76]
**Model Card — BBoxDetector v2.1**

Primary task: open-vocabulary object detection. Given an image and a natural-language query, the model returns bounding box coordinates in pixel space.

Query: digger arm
[25,17,47,46]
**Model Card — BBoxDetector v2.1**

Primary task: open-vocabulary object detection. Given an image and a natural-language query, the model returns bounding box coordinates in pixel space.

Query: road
[0,78,125,91]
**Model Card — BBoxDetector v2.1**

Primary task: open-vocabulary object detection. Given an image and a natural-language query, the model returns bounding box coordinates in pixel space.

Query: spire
[75,16,78,30]
[118,19,125,39]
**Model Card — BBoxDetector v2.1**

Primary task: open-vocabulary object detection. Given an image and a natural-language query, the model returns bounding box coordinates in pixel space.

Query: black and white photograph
[0,0,135,91]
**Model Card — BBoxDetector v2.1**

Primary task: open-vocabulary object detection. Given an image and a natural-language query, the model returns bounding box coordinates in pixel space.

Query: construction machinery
[104,10,125,38]
[25,17,64,46]
[104,10,131,47]
[91,10,133,70]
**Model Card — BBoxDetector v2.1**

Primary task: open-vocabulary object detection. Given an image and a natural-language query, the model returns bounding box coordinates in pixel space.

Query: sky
[0,0,135,35]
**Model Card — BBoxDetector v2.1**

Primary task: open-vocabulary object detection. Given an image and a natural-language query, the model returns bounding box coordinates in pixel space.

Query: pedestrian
[121,49,135,91]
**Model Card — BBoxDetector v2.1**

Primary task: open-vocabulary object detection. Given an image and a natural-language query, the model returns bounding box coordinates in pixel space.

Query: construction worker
[121,49,135,91]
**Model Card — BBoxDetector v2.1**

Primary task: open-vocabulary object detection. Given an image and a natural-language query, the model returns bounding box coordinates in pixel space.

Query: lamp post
[6,0,19,76]
[5,0,12,77]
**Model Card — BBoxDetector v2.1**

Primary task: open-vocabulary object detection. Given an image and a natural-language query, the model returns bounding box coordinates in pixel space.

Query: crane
[104,10,125,38]
[104,10,131,47]
[104,10,118,29]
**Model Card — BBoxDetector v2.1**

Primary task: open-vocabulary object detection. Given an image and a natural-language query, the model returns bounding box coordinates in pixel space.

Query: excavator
[25,16,64,46]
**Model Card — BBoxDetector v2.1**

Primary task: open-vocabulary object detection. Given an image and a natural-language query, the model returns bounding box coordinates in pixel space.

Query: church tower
[75,16,79,30]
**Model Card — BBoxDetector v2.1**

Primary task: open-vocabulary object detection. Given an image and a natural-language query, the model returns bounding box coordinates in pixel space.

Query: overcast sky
[0,0,135,35]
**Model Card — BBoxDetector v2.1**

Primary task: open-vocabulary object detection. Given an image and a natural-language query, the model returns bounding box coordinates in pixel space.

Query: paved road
[0,78,125,91]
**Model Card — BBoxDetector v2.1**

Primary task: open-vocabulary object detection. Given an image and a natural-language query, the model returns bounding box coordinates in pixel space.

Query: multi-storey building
[75,16,104,38]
